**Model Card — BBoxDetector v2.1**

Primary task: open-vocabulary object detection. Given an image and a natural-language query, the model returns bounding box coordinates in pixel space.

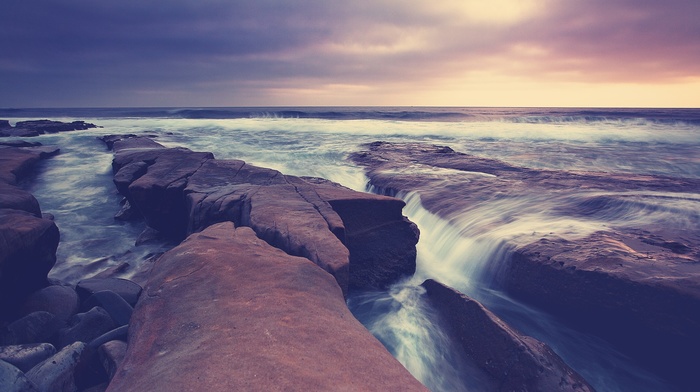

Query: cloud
[1,0,698,106]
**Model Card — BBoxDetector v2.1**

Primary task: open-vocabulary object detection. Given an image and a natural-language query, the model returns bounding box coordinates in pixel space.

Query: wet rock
[76,278,142,308]
[0,360,38,392]
[422,279,593,391]
[88,326,129,351]
[351,141,700,389]
[21,286,79,328]
[82,291,132,327]
[0,344,56,373]
[3,311,60,346]
[57,307,116,349]
[108,222,427,391]
[5,120,97,136]
[0,183,41,216]
[0,210,60,318]
[25,341,85,392]
[97,340,127,381]
[104,136,419,294]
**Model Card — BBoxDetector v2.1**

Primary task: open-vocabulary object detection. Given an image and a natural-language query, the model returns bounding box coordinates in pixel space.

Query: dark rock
[107,222,427,391]
[88,326,129,350]
[0,145,60,185]
[134,227,164,246]
[21,286,79,327]
[25,341,85,392]
[76,278,142,308]
[3,312,60,346]
[57,307,116,349]
[0,344,56,373]
[82,291,132,327]
[11,120,96,135]
[0,183,41,216]
[113,200,140,221]
[0,360,38,392]
[0,210,59,318]
[97,340,127,381]
[422,279,593,391]
[0,120,10,129]
[0,141,42,148]
[350,141,700,389]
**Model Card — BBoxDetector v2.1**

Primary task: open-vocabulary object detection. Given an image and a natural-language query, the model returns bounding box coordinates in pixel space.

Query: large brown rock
[0,146,59,186]
[422,279,593,392]
[107,222,427,392]
[104,136,419,294]
[350,141,700,389]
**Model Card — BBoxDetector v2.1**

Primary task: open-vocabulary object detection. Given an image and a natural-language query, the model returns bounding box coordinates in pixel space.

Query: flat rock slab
[103,136,419,294]
[422,279,593,391]
[350,141,700,389]
[108,222,426,391]
[0,120,96,138]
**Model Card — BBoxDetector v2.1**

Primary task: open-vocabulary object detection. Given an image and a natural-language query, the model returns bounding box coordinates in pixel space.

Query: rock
[25,341,86,392]
[107,222,427,391]
[21,286,79,327]
[422,279,593,391]
[350,141,700,389]
[0,360,38,392]
[0,183,41,216]
[113,199,140,221]
[76,278,142,308]
[57,307,116,349]
[88,326,129,350]
[3,311,60,346]
[0,209,60,318]
[10,120,96,136]
[0,145,60,186]
[0,344,56,373]
[82,291,132,327]
[104,136,419,295]
[97,340,127,381]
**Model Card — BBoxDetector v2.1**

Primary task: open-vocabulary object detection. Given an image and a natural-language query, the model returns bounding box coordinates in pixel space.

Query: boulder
[82,291,133,327]
[0,145,59,186]
[0,360,38,392]
[107,222,427,391]
[25,341,86,392]
[0,183,41,216]
[422,279,593,391]
[0,209,60,318]
[9,120,96,136]
[57,307,116,349]
[97,340,127,381]
[21,285,79,327]
[0,344,56,373]
[76,278,142,308]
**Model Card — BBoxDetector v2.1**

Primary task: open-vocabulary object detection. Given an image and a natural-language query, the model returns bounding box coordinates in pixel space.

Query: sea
[2,107,699,391]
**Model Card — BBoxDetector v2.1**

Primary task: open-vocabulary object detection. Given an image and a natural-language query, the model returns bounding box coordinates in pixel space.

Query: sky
[1,0,699,108]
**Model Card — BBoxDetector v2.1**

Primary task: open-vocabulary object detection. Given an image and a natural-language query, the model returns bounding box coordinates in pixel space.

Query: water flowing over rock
[103,135,418,294]
[422,279,593,391]
[107,222,427,391]
[350,141,700,390]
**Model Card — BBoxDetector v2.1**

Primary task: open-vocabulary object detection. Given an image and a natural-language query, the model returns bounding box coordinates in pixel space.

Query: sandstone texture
[103,135,418,294]
[108,222,427,391]
[422,279,593,392]
[351,141,700,389]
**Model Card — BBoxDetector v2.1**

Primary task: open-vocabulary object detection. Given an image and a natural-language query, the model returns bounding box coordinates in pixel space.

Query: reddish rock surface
[107,222,427,392]
[422,279,593,392]
[350,141,700,389]
[103,136,418,294]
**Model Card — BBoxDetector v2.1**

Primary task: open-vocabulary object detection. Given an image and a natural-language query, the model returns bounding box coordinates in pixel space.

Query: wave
[3,106,700,125]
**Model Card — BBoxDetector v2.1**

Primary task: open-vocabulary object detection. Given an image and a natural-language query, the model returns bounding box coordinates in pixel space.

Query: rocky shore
[1,125,599,391]
[351,141,700,391]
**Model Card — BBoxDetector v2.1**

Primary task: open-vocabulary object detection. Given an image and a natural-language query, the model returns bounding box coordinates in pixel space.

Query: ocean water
[3,107,699,391]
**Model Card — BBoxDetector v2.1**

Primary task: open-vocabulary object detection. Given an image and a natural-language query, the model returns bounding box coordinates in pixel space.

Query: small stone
[57,308,116,349]
[25,341,85,392]
[98,340,127,381]
[76,278,142,308]
[0,344,56,373]
[0,360,38,392]
[21,286,79,327]
[4,311,59,345]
